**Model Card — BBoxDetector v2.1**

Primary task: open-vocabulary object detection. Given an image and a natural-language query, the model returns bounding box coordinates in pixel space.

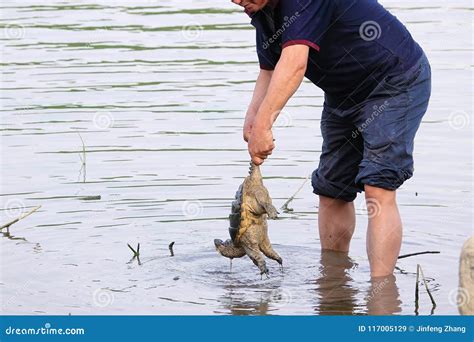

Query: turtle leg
[260,238,283,268]
[263,203,279,219]
[243,244,268,276]
[254,190,279,219]
[259,224,283,273]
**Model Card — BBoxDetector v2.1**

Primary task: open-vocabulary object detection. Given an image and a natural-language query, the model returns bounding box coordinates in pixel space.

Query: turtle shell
[228,184,243,243]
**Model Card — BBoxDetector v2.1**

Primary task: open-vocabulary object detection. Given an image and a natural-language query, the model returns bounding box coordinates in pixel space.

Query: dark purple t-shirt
[250,0,423,109]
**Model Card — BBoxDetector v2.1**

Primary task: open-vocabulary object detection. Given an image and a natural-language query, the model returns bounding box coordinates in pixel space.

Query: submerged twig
[280,174,310,212]
[415,264,420,315]
[419,264,437,308]
[79,195,101,201]
[0,205,41,231]
[127,243,141,265]
[127,243,140,257]
[415,264,436,315]
[398,251,440,259]
[169,241,175,257]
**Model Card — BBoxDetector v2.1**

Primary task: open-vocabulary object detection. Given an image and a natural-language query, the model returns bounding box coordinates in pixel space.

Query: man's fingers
[247,131,275,166]
[266,144,275,153]
[250,143,275,155]
[243,131,249,142]
[251,155,264,166]
[254,151,270,159]
[250,148,273,161]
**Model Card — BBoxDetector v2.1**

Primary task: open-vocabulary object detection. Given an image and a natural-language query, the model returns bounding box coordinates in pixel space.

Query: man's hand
[248,127,275,165]
[244,44,308,164]
[243,114,254,142]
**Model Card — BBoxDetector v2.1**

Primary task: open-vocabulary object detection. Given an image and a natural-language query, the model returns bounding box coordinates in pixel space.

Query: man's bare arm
[243,69,273,142]
[249,44,309,164]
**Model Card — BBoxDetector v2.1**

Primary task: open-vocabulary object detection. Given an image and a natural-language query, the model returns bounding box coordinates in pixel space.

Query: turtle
[214,162,282,276]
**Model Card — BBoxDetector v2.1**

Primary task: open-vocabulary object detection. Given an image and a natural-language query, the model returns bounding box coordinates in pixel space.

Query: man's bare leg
[365,185,402,277]
[318,195,355,252]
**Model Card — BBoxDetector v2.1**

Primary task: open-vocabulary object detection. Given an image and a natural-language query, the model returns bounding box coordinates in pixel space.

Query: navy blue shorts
[312,53,432,202]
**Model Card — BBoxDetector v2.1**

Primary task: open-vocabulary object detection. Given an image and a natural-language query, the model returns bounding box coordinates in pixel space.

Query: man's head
[231,0,269,13]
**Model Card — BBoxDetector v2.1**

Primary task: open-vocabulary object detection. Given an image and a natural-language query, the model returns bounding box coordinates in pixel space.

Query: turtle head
[214,239,224,250]
[214,239,229,256]
[214,238,246,259]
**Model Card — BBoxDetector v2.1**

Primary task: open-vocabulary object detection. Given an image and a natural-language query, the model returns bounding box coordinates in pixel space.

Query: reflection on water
[217,250,402,315]
[315,250,359,315]
[219,288,274,316]
[366,275,402,315]
[0,0,471,315]
[314,251,403,315]
[313,251,401,315]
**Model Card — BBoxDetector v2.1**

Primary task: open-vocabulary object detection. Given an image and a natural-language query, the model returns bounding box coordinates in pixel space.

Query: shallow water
[0,0,472,315]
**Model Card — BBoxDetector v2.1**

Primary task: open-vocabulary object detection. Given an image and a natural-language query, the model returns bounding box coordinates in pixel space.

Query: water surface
[0,0,472,315]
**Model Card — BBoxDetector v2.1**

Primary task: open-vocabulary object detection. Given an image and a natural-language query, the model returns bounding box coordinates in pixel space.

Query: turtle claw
[260,265,269,279]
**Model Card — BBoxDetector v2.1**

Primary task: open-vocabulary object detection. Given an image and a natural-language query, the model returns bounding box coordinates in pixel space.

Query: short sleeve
[256,27,280,70]
[280,0,334,51]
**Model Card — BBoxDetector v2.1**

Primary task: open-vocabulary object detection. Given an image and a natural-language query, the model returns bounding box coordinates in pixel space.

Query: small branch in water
[398,251,440,259]
[280,174,310,212]
[0,205,41,231]
[169,241,175,257]
[127,243,141,265]
[415,264,420,314]
[79,195,101,201]
[127,243,140,257]
[419,264,437,308]
[414,264,436,315]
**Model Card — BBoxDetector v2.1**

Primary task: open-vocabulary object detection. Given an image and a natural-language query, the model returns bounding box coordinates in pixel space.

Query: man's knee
[318,196,355,237]
[319,195,353,210]
[364,184,396,204]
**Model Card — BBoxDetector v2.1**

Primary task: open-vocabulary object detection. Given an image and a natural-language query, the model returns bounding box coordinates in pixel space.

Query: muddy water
[0,0,472,315]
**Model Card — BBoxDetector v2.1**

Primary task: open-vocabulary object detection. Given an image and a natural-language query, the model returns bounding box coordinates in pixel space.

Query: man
[230,0,431,277]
